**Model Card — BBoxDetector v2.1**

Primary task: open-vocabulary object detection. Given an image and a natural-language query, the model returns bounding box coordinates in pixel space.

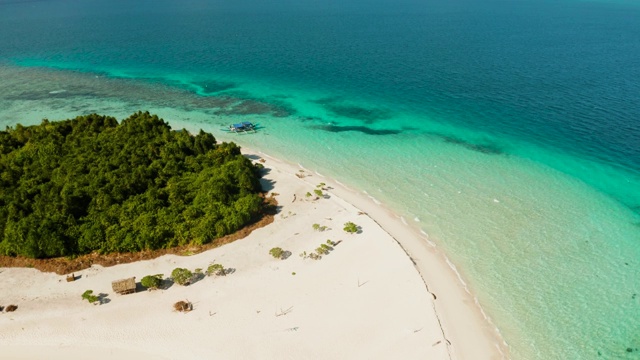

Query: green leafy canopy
[0,112,264,258]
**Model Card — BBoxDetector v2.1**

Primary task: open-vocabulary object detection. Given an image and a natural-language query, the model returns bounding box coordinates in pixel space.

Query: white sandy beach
[0,150,506,360]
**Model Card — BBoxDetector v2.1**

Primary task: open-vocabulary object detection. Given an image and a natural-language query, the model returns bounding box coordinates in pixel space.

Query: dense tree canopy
[0,111,264,258]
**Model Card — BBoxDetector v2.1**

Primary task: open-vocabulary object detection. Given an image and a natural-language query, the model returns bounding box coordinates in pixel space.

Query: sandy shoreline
[0,148,506,360]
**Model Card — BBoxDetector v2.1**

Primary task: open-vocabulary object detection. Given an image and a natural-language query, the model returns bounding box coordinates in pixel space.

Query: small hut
[112,277,136,295]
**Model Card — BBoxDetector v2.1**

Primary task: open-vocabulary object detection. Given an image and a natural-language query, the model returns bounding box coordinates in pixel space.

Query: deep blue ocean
[1,0,639,359]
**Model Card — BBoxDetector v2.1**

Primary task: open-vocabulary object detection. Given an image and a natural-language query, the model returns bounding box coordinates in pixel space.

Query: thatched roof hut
[112,277,136,295]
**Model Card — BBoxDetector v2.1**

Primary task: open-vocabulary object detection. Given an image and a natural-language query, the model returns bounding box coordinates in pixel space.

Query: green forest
[0,112,264,258]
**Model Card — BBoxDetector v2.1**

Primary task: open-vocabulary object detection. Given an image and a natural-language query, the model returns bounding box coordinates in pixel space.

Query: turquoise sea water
[1,0,639,358]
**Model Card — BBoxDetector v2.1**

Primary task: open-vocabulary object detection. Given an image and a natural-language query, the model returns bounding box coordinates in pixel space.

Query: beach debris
[292,194,296,202]
[174,300,193,313]
[111,277,136,294]
[6,304,18,312]
[0,305,4,312]
[275,306,293,317]
[259,158,266,163]
[357,279,368,288]
[208,311,216,317]
[432,337,450,347]
[285,327,299,332]
[413,328,423,333]
[66,273,76,282]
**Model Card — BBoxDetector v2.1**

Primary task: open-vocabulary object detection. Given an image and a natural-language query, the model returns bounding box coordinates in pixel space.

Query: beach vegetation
[312,223,327,232]
[5,304,17,312]
[141,274,163,290]
[81,290,99,304]
[269,247,284,259]
[313,189,323,197]
[316,182,325,188]
[206,263,225,276]
[305,192,312,198]
[343,222,358,234]
[171,268,193,285]
[0,112,265,259]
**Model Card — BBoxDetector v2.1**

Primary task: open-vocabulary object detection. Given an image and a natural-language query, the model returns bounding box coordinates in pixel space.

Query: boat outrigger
[228,121,257,133]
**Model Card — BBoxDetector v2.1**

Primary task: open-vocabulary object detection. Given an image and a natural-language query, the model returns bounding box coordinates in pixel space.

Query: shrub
[141,274,163,290]
[269,247,284,259]
[343,222,358,234]
[313,189,323,197]
[5,304,18,312]
[206,263,225,276]
[327,239,336,246]
[316,182,325,188]
[82,290,99,304]
[309,253,321,260]
[312,224,327,232]
[171,268,193,285]
[305,192,312,198]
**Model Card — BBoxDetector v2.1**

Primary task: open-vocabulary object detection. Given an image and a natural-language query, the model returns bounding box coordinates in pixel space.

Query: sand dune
[0,150,505,360]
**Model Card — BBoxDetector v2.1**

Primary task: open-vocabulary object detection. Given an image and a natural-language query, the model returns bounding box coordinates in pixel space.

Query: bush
[343,222,358,234]
[313,189,323,197]
[171,268,193,285]
[312,223,327,232]
[82,290,99,304]
[5,304,17,312]
[206,263,225,276]
[141,274,163,290]
[269,247,284,259]
[305,192,312,198]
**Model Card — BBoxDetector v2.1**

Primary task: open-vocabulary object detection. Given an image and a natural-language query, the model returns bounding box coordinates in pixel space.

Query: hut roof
[112,277,136,294]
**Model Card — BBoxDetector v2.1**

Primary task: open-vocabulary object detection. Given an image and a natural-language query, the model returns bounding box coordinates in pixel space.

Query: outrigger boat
[228,121,257,133]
